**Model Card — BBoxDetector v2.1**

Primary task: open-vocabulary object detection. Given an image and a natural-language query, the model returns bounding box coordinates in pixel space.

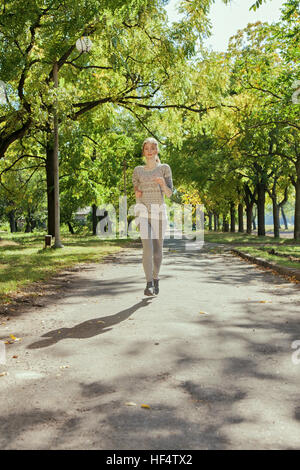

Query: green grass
[203,230,299,245]
[201,230,300,270]
[0,231,140,304]
[234,245,300,270]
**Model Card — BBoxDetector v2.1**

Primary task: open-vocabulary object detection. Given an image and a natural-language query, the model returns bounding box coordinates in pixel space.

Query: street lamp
[123,159,127,196]
[76,37,93,53]
[52,61,64,248]
[0,80,8,105]
[52,36,93,248]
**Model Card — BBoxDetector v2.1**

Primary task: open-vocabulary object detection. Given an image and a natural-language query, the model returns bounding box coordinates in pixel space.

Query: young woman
[132,137,174,296]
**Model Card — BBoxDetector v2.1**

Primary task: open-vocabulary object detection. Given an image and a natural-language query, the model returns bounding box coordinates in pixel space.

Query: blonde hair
[142,137,161,164]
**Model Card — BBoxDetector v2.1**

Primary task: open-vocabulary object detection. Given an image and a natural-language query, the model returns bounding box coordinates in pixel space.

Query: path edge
[229,248,300,282]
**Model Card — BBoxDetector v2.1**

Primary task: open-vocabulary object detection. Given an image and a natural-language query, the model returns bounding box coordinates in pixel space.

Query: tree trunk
[31,219,36,231]
[222,213,229,232]
[230,202,235,232]
[25,221,31,232]
[67,221,74,234]
[252,213,256,230]
[92,204,97,235]
[294,178,300,240]
[25,209,32,233]
[256,182,266,236]
[8,210,16,233]
[208,212,212,231]
[244,183,256,235]
[281,206,288,229]
[271,197,280,238]
[245,205,253,234]
[268,178,289,238]
[213,213,218,231]
[46,138,55,236]
[238,203,244,232]
[267,182,280,239]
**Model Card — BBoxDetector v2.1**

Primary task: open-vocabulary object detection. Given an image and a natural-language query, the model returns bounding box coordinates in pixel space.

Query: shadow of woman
[27,298,153,349]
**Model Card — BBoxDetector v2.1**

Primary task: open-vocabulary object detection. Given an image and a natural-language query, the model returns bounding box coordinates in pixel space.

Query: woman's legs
[152,216,167,279]
[140,216,167,282]
[140,218,153,282]
[141,238,154,282]
[152,237,164,279]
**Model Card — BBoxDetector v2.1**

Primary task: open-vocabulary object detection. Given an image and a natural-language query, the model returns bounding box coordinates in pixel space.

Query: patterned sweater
[132,163,174,219]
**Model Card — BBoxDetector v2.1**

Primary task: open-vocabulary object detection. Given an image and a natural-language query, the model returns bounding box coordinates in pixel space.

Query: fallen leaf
[6,334,22,343]
[5,339,17,344]
[141,404,150,409]
[125,402,137,406]
[12,355,18,359]
[199,311,206,314]
[0,372,8,377]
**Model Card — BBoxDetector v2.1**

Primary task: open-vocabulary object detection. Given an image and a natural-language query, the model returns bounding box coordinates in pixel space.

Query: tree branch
[0,119,32,159]
[64,61,113,70]
[119,103,164,143]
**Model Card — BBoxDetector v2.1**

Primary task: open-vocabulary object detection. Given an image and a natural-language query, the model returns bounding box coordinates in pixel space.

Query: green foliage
[0,0,299,238]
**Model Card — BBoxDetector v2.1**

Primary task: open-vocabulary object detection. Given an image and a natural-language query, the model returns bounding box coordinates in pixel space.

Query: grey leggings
[139,216,167,282]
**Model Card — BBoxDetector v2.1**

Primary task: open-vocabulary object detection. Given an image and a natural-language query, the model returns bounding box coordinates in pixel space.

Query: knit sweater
[132,163,174,219]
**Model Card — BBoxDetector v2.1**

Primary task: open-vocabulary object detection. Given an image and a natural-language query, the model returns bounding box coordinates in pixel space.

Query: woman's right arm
[132,167,143,199]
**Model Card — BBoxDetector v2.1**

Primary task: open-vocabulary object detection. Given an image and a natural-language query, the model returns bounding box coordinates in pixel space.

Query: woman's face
[143,142,157,158]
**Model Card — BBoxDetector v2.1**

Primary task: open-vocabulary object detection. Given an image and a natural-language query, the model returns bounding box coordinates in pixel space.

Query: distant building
[75,206,91,223]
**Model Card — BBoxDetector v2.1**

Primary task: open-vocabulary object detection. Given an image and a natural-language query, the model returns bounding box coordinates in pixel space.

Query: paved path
[252,229,294,239]
[0,237,300,450]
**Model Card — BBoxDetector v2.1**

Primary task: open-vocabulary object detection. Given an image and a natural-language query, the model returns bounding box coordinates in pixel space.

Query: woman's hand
[153,176,165,187]
[135,189,143,198]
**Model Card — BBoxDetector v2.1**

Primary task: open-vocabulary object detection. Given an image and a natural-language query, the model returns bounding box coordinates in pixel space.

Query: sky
[164,0,286,52]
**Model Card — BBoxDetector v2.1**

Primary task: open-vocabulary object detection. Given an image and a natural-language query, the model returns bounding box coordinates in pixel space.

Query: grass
[201,229,300,270]
[233,245,300,270]
[202,229,299,246]
[0,230,140,304]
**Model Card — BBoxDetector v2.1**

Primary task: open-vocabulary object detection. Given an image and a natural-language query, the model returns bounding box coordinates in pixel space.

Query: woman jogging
[132,137,174,296]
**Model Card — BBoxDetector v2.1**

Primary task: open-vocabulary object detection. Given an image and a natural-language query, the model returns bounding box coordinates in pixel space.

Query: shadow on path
[27,298,153,349]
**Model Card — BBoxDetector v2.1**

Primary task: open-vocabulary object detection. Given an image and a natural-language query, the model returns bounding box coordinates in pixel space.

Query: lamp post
[52,61,63,248]
[76,37,93,53]
[52,36,93,248]
[0,80,8,105]
[123,158,127,196]
[114,147,128,238]
[117,146,128,195]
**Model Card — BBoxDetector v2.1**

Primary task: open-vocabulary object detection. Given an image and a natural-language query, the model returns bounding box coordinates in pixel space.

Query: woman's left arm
[161,164,173,198]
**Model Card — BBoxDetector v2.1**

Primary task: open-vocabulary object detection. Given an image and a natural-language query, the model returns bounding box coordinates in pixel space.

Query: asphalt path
[0,235,300,450]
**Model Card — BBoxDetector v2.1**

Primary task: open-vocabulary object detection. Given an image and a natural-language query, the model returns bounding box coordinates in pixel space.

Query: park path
[0,235,300,450]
